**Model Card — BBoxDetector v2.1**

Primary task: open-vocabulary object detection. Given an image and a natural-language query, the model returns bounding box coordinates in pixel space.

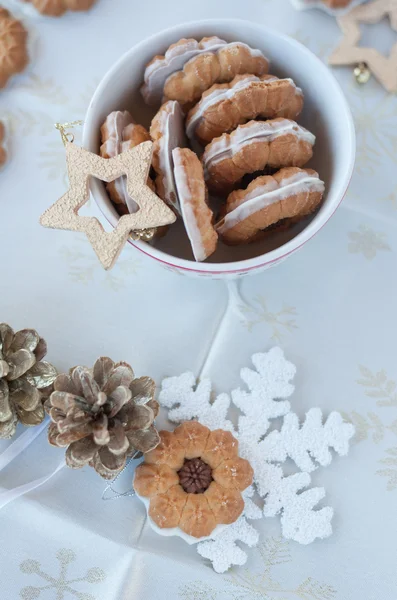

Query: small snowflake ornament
[158,347,355,573]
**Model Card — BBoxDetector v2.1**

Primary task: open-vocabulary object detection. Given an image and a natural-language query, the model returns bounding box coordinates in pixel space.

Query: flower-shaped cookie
[134,422,253,539]
[22,0,97,17]
[0,8,29,88]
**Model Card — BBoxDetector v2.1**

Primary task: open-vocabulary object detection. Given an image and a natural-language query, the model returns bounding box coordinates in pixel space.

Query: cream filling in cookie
[217,172,325,234]
[156,101,186,213]
[142,37,227,105]
[165,41,268,89]
[203,120,315,177]
[101,111,139,213]
[173,150,205,261]
[100,111,132,158]
[186,75,296,140]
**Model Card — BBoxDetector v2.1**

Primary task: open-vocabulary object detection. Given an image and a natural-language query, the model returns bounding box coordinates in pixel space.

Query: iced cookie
[216,167,325,245]
[142,36,269,107]
[22,0,97,16]
[203,119,315,195]
[162,40,269,109]
[173,148,218,262]
[100,111,151,214]
[150,101,186,214]
[186,74,303,145]
[0,122,6,166]
[142,37,227,106]
[0,8,29,88]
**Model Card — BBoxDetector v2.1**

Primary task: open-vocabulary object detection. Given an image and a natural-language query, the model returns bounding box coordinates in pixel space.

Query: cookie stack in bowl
[99,36,325,262]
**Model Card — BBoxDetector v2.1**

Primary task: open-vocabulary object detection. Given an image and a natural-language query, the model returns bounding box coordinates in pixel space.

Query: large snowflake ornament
[159,347,355,573]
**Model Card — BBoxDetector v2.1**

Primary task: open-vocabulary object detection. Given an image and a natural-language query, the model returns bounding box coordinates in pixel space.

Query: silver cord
[101,452,140,501]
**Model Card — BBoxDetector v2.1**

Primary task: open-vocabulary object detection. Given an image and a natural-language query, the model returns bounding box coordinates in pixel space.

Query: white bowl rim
[83,18,356,275]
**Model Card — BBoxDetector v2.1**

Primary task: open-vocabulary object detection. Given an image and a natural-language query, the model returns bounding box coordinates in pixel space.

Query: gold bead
[354,62,371,85]
[131,227,157,242]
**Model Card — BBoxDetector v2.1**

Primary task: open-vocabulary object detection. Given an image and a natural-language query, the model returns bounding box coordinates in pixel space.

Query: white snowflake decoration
[159,347,355,573]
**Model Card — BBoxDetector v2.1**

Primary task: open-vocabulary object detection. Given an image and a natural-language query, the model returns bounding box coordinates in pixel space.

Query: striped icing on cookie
[142,37,227,105]
[100,111,139,213]
[100,111,132,159]
[151,100,186,214]
[203,119,315,176]
[217,171,325,235]
[186,75,302,141]
[163,41,269,104]
[173,149,205,261]
[173,147,217,262]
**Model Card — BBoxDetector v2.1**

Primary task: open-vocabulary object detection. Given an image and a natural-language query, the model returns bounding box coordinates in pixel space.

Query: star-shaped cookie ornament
[329,0,397,93]
[40,141,176,270]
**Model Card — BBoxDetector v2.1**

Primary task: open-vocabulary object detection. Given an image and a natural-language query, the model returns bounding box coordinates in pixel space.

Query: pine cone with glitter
[0,323,57,439]
[45,357,160,479]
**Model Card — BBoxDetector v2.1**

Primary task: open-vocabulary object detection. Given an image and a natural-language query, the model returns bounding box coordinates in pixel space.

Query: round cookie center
[178,457,213,494]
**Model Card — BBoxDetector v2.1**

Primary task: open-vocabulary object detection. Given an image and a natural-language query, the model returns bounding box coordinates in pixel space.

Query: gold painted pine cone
[45,357,160,480]
[0,323,57,439]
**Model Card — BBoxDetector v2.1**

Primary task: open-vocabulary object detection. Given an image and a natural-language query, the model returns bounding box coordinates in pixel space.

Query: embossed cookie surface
[216,167,325,245]
[142,36,227,106]
[173,148,218,262]
[203,119,315,195]
[186,74,304,145]
[163,39,269,108]
[22,0,97,16]
[0,8,29,88]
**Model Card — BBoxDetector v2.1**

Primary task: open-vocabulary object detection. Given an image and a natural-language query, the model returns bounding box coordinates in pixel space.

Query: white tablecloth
[1,0,397,598]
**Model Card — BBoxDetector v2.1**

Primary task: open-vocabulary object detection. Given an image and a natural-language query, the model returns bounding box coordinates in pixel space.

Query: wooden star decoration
[329,0,397,92]
[40,140,176,270]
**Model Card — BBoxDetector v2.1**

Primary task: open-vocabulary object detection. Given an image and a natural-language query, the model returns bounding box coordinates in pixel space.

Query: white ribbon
[0,459,65,510]
[0,419,65,510]
[0,420,48,472]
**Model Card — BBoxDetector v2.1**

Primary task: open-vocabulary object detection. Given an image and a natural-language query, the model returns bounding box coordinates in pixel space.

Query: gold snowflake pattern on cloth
[290,28,331,63]
[179,537,338,600]
[238,295,298,339]
[346,84,397,176]
[20,548,106,600]
[59,235,141,291]
[348,225,391,260]
[377,448,397,491]
[378,186,397,211]
[342,365,397,492]
[357,366,397,408]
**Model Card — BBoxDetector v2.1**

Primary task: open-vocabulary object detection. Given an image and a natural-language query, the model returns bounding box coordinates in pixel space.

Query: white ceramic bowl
[83,19,355,279]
